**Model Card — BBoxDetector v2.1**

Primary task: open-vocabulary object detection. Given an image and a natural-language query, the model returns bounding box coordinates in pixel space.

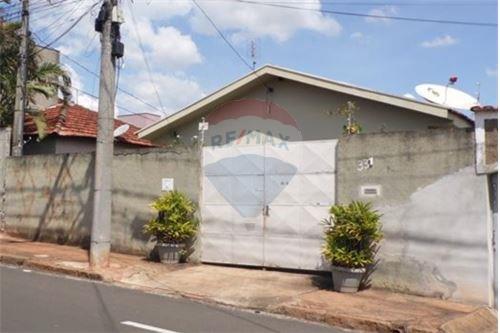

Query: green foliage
[0,22,71,133]
[322,201,383,268]
[338,101,362,135]
[143,191,199,244]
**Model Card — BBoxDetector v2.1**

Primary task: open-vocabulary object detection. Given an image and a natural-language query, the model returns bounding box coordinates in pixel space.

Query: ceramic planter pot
[155,243,185,264]
[331,265,366,293]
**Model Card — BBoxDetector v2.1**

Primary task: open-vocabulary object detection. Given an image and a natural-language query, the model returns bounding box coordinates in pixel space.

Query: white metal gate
[201,140,337,270]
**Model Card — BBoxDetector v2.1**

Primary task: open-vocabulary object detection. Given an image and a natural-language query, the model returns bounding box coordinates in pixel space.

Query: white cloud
[486,67,498,77]
[420,35,458,48]
[119,72,204,116]
[365,6,397,24]
[403,93,416,99]
[189,0,341,43]
[31,0,343,119]
[127,1,192,21]
[62,64,99,110]
[350,32,363,39]
[122,18,202,71]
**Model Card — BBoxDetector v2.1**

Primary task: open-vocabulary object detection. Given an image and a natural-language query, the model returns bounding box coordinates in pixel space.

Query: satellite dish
[415,84,479,110]
[113,124,129,138]
[403,93,416,99]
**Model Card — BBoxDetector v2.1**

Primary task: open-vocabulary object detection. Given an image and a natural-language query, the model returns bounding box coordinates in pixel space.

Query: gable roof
[138,65,454,139]
[117,112,161,129]
[25,104,154,147]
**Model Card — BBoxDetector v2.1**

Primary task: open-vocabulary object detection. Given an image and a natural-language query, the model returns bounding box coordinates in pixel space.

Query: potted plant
[322,201,383,293]
[143,191,199,264]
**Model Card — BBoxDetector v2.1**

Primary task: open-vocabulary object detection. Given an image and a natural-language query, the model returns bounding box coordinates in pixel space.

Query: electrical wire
[126,0,167,115]
[235,0,497,27]
[191,0,254,71]
[59,53,164,114]
[1,0,80,22]
[31,2,100,56]
[31,31,164,116]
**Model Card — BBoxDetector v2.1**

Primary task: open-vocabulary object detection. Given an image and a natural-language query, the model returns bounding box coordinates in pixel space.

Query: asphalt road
[0,265,348,333]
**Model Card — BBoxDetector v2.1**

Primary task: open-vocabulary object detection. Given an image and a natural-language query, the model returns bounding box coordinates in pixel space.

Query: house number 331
[357,157,374,171]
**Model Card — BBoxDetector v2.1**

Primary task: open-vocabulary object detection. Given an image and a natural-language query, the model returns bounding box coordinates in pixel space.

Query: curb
[0,254,104,281]
[270,303,435,333]
[439,307,497,333]
[0,253,487,333]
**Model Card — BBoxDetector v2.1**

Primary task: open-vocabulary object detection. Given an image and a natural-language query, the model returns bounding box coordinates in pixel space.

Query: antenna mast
[250,40,257,70]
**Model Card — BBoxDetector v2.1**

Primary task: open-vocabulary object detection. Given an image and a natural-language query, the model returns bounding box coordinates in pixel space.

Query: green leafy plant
[1,22,72,134]
[338,101,362,135]
[322,201,383,268]
[143,191,199,244]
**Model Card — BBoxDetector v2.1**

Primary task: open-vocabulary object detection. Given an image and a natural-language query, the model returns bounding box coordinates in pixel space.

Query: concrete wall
[151,78,470,146]
[3,147,200,256]
[0,127,11,230]
[23,135,152,155]
[337,129,491,304]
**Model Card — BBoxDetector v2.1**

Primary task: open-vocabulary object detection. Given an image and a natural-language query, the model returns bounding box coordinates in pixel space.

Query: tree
[0,21,71,138]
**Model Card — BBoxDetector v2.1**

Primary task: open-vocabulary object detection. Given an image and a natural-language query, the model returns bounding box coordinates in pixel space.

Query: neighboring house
[23,103,154,155]
[138,65,472,145]
[117,113,161,129]
[471,105,498,307]
[31,46,61,111]
[471,105,498,175]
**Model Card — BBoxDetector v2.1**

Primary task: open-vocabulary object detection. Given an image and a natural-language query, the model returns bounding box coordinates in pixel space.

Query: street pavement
[0,265,349,333]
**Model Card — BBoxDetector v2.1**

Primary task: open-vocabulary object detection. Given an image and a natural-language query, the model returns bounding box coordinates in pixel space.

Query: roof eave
[139,65,450,139]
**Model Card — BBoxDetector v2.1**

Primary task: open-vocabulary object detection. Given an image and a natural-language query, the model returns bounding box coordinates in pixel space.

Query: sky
[2,0,498,118]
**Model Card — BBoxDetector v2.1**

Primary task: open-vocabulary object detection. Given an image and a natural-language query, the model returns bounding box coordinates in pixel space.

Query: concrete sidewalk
[0,233,496,333]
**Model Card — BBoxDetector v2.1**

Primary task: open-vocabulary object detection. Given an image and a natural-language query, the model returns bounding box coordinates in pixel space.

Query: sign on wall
[161,178,174,192]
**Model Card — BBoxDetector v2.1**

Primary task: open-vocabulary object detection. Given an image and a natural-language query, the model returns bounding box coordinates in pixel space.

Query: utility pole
[90,0,123,268]
[11,0,29,157]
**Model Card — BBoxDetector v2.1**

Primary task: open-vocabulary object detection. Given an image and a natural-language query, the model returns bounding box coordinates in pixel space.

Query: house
[23,103,154,155]
[135,65,477,273]
[138,65,472,145]
[117,113,161,129]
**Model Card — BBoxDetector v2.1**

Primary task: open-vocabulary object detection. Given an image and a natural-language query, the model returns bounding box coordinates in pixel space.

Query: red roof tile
[24,104,155,147]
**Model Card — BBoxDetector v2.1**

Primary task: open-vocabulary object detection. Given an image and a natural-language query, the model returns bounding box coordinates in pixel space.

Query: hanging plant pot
[331,265,366,293]
[155,243,185,264]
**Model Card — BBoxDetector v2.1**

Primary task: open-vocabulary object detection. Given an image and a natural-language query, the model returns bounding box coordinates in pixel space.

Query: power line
[235,0,497,27]
[192,0,254,71]
[30,30,164,115]
[126,0,166,115]
[227,0,496,5]
[32,0,87,37]
[31,2,99,56]
[71,86,137,116]
[59,53,164,113]
[1,0,79,22]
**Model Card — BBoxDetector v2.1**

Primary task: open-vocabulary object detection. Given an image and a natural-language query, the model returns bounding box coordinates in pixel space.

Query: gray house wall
[3,147,200,255]
[337,129,491,304]
[150,78,471,146]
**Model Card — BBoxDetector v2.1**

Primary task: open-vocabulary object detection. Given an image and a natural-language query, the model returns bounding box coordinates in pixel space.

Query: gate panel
[201,140,337,270]
[263,141,337,270]
[201,145,265,265]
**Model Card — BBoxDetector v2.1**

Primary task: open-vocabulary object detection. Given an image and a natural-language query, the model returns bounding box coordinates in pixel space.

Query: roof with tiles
[24,104,154,147]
